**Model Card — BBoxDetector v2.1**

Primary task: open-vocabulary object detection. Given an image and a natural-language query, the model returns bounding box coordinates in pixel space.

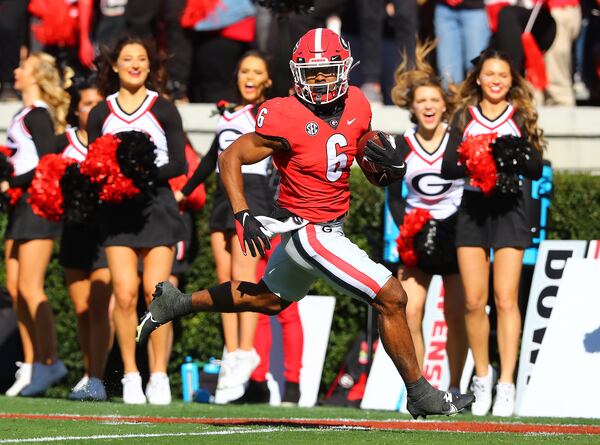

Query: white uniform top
[215,104,270,176]
[462,104,522,191]
[403,126,464,220]
[462,104,522,139]
[61,127,87,162]
[101,90,169,168]
[5,101,49,176]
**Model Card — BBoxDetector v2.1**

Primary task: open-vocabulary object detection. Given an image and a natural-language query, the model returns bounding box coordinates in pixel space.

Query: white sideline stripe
[0,428,282,443]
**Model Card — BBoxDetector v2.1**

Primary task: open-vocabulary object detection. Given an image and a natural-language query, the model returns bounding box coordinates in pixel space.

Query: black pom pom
[0,152,13,181]
[115,131,158,197]
[60,163,101,225]
[413,218,455,270]
[256,0,314,14]
[491,135,533,196]
[0,192,10,213]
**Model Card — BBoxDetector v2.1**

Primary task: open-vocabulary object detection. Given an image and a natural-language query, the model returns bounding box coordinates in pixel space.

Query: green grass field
[1,397,600,444]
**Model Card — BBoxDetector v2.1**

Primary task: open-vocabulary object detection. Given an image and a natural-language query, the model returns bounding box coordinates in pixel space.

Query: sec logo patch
[305,121,319,136]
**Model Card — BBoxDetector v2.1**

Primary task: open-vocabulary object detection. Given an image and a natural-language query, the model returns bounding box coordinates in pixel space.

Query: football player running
[137,28,474,418]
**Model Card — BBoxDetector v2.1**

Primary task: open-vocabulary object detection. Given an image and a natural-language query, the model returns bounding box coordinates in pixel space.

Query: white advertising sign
[518,258,600,417]
[515,240,587,413]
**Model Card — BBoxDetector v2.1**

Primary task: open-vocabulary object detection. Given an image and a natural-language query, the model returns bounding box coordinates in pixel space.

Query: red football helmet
[290,28,353,105]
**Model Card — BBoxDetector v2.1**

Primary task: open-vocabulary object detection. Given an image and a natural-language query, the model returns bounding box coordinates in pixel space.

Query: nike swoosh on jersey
[347,118,357,125]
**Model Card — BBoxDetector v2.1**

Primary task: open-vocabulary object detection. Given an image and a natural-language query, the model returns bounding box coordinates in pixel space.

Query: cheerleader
[2,53,69,397]
[87,37,186,405]
[388,42,468,395]
[57,79,112,401]
[174,51,274,394]
[442,48,544,416]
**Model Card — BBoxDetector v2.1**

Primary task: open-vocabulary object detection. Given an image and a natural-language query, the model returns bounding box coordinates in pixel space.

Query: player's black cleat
[136,281,192,345]
[407,389,475,420]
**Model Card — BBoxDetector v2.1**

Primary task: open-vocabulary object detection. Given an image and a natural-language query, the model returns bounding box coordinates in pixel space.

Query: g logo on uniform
[411,172,452,197]
[306,122,319,136]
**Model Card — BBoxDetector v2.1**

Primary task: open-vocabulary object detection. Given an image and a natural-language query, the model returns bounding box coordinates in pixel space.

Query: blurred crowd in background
[0,0,599,107]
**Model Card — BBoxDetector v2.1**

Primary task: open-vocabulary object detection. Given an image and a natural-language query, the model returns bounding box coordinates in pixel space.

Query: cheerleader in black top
[173,51,274,393]
[87,37,186,405]
[56,79,112,401]
[388,42,468,395]
[2,53,69,397]
[441,49,544,417]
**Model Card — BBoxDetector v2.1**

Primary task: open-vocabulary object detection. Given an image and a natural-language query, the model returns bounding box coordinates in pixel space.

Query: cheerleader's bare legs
[17,239,58,364]
[4,239,35,396]
[7,239,68,397]
[211,230,260,391]
[457,247,491,378]
[106,246,140,376]
[141,246,175,374]
[400,266,467,390]
[107,245,175,404]
[492,248,523,384]
[64,268,112,383]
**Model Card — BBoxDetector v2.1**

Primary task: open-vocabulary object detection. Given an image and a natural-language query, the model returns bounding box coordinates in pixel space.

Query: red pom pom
[27,154,76,221]
[169,144,206,212]
[29,0,78,47]
[457,133,498,197]
[180,0,220,28]
[396,208,433,267]
[81,134,140,204]
[7,188,22,206]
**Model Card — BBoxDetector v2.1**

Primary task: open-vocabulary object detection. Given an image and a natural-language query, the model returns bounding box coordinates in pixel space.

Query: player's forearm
[219,149,249,214]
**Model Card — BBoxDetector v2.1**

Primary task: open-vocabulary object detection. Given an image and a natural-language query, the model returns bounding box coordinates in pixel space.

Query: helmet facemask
[290,56,353,105]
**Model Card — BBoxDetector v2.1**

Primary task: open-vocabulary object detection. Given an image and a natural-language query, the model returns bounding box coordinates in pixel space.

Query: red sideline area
[1,413,600,435]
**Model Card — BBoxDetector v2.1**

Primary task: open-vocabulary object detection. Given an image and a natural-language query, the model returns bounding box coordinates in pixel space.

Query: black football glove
[364,131,407,178]
[234,209,272,257]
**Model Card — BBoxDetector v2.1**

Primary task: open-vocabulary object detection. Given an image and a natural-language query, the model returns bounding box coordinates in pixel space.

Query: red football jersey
[255,86,371,222]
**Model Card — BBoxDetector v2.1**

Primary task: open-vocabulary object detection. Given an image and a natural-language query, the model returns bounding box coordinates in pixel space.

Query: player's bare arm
[219,132,284,257]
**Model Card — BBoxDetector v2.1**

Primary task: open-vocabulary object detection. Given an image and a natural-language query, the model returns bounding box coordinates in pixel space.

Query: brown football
[356,130,400,187]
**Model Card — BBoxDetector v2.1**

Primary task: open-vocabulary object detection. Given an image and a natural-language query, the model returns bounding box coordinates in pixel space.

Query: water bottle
[181,356,199,402]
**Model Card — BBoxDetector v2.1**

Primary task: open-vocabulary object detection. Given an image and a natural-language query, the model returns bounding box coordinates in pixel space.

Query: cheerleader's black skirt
[99,185,185,249]
[455,182,535,250]
[59,222,108,271]
[5,191,61,241]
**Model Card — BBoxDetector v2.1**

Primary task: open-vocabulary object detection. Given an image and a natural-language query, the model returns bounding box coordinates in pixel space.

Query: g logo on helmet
[306,122,319,136]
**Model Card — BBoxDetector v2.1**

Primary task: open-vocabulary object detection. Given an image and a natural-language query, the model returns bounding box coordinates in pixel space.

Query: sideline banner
[515,240,587,414]
[518,258,600,417]
[297,296,336,407]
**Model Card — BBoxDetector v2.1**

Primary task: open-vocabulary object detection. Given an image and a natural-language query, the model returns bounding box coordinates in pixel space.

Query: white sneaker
[5,362,32,397]
[217,351,237,390]
[20,360,68,397]
[492,382,515,417]
[218,349,260,390]
[121,372,146,404]
[69,377,107,401]
[73,375,89,391]
[470,365,496,416]
[145,373,171,405]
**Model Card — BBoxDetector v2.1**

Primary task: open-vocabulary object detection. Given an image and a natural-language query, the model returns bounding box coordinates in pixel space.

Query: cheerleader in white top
[87,37,186,405]
[442,49,544,417]
[56,80,111,401]
[387,42,468,397]
[174,52,276,395]
[2,53,70,397]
